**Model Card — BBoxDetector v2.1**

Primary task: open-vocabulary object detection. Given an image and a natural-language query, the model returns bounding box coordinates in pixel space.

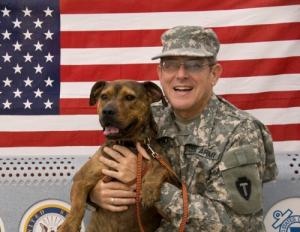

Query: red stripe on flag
[61,57,300,82]
[61,64,159,82]
[61,30,163,48]
[220,57,300,78]
[215,23,300,44]
[60,0,300,13]
[60,99,96,114]
[268,124,300,141]
[61,23,300,48]
[0,124,298,147]
[222,91,300,110]
[0,131,104,147]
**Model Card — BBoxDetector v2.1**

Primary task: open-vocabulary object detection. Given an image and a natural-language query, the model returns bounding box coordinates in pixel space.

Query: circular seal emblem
[264,197,300,232]
[19,199,85,232]
[0,217,5,232]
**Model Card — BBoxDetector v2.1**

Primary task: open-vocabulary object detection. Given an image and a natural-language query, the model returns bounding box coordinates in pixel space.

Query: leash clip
[145,138,159,159]
[147,143,159,159]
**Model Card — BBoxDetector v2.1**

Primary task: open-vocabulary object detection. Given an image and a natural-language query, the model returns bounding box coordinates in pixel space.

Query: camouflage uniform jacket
[151,94,278,232]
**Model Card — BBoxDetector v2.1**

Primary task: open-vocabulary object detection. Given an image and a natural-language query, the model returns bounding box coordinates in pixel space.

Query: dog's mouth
[103,126,119,136]
[102,119,139,139]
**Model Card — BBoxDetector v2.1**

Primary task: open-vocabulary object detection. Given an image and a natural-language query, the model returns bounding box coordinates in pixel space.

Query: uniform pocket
[219,145,262,214]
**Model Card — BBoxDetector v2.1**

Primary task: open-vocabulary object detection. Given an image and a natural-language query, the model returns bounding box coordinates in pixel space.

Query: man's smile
[173,86,193,92]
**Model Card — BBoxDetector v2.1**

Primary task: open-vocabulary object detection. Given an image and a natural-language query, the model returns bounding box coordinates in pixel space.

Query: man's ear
[89,81,106,105]
[156,64,162,81]
[143,81,167,106]
[210,63,222,86]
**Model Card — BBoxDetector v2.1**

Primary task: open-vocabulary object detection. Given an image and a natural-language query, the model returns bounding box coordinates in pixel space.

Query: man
[90,26,278,231]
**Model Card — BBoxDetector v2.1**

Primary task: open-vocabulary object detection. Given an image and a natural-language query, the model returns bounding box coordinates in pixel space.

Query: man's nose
[176,64,188,78]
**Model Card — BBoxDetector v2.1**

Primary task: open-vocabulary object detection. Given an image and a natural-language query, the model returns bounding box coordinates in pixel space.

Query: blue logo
[19,199,85,232]
[272,209,300,232]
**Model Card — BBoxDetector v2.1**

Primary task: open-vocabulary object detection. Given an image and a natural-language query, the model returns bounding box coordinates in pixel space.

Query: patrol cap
[152,25,220,60]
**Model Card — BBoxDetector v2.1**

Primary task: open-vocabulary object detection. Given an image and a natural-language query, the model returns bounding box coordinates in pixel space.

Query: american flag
[0,0,299,157]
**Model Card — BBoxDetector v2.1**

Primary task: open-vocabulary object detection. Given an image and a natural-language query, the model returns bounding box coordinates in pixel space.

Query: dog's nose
[102,105,116,116]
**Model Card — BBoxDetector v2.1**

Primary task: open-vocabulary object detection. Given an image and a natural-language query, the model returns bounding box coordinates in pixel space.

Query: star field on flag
[0,0,60,115]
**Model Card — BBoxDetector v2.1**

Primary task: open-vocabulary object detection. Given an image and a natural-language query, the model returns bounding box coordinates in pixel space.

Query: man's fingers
[112,145,134,157]
[102,168,119,179]
[129,183,136,191]
[101,181,136,196]
[104,204,129,212]
[106,197,136,205]
[107,191,136,199]
[103,146,124,161]
[99,156,119,169]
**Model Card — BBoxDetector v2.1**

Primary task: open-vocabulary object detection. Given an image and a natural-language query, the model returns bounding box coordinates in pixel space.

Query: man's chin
[171,101,192,111]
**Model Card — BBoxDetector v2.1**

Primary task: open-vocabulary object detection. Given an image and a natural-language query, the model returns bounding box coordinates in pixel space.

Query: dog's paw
[141,181,161,207]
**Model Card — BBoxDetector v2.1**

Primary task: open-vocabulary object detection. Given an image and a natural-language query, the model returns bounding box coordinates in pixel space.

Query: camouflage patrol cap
[152,25,220,60]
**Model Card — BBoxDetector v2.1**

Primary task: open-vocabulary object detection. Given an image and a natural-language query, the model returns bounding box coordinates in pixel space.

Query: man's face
[157,56,222,120]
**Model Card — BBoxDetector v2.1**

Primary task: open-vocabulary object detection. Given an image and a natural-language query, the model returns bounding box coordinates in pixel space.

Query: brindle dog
[58,80,172,232]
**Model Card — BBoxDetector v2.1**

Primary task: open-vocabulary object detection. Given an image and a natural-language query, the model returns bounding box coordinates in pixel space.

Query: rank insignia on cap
[236,177,251,200]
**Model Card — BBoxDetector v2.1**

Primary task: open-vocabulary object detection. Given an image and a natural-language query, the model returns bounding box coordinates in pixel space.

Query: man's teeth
[174,87,192,91]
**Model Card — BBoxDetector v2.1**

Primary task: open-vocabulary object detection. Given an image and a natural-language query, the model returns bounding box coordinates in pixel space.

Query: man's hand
[100,143,151,184]
[100,145,137,184]
[89,180,136,212]
[90,142,151,212]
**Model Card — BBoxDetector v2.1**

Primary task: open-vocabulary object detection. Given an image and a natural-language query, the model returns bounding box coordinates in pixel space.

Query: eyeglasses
[160,59,214,74]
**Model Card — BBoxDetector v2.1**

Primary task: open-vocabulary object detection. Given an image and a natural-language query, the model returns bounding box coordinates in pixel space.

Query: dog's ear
[89,81,106,106]
[143,81,168,107]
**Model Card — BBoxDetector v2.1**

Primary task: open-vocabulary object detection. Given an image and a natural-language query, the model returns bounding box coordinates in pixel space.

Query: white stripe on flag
[61,40,300,65]
[61,5,300,31]
[60,75,300,99]
[246,107,300,125]
[215,74,300,95]
[0,115,99,131]
[1,107,299,131]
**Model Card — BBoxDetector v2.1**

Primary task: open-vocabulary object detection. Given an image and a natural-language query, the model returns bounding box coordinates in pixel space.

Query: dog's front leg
[142,161,171,207]
[58,154,104,232]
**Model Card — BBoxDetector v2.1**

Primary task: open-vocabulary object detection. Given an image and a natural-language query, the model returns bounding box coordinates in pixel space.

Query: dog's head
[89,80,166,141]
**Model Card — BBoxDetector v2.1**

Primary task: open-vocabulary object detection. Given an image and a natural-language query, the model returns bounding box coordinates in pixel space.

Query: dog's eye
[125,94,135,101]
[100,94,108,101]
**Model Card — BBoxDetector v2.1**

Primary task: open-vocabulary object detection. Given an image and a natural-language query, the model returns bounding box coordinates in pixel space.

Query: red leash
[179,180,189,232]
[136,150,145,232]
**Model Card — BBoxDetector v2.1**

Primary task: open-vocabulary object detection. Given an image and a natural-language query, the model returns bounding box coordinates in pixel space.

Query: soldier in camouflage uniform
[90,26,278,231]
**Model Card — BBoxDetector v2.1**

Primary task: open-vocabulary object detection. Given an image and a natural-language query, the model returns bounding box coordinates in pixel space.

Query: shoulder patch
[236,176,251,200]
